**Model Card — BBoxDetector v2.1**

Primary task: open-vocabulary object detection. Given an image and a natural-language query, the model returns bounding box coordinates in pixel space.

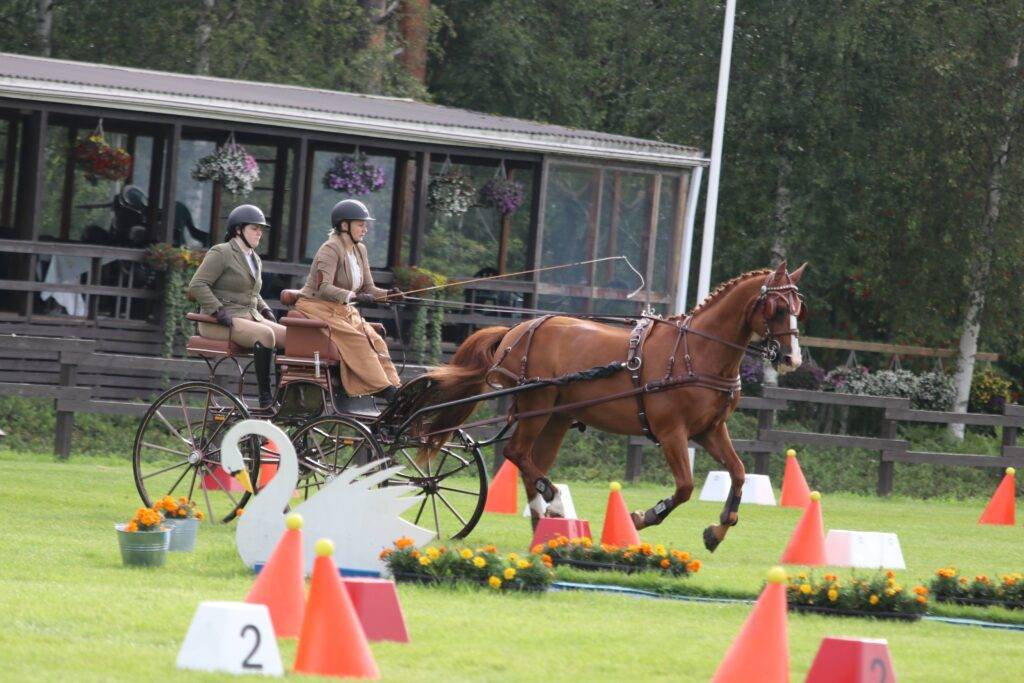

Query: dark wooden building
[0,53,706,399]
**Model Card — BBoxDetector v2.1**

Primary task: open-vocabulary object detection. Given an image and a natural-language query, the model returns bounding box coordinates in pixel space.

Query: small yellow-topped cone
[809,491,821,502]
[786,448,797,458]
[766,566,787,584]
[1007,467,1016,476]
[315,538,335,557]
[609,481,622,492]
[286,513,303,530]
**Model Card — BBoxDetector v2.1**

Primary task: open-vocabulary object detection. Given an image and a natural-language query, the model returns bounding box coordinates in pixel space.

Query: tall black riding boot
[253,342,275,409]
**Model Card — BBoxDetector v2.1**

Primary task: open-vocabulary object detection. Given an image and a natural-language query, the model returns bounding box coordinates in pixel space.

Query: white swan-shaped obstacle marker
[220,419,435,574]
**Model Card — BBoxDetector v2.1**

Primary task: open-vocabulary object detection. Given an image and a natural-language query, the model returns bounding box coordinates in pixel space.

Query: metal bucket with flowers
[153,496,205,552]
[116,507,170,567]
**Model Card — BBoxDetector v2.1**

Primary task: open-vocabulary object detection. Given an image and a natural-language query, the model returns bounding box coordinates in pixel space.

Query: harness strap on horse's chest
[627,317,659,444]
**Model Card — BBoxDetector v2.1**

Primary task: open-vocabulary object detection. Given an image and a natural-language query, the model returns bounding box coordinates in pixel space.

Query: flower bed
[786,570,929,620]
[536,536,702,578]
[930,567,1024,610]
[382,538,553,593]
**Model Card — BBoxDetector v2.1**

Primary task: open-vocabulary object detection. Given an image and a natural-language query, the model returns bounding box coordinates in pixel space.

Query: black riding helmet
[226,204,270,248]
[331,199,376,231]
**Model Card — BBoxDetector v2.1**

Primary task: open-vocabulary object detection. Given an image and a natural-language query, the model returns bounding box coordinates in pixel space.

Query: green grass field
[2,449,1023,682]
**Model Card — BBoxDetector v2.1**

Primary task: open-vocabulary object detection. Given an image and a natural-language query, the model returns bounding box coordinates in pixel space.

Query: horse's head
[747,261,807,374]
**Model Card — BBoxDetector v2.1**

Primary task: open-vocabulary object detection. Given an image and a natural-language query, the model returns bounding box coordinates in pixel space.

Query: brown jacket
[298,233,387,303]
[187,239,270,321]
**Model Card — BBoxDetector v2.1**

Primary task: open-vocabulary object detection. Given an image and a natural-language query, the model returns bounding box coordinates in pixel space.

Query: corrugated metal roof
[0,53,705,167]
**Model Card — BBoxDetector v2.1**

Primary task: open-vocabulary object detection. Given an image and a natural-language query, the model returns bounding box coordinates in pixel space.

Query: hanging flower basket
[191,134,260,197]
[73,122,132,185]
[427,160,476,217]
[479,163,525,215]
[322,152,386,194]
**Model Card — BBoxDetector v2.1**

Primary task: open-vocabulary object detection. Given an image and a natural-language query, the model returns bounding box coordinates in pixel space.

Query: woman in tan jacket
[188,204,285,408]
[296,199,403,401]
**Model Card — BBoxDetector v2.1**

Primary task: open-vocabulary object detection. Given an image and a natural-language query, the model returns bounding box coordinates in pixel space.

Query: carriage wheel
[386,429,488,540]
[133,381,258,523]
[288,416,385,500]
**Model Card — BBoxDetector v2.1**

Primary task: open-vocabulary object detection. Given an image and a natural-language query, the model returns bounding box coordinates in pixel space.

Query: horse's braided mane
[672,268,773,320]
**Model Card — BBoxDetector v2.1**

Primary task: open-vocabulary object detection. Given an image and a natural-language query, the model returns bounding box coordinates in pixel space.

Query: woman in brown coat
[296,199,403,400]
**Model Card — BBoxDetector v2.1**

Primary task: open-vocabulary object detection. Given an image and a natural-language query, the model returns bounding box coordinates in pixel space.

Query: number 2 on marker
[240,624,263,670]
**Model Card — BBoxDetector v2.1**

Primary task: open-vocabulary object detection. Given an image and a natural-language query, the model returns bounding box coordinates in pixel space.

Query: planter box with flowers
[786,570,929,621]
[144,244,205,357]
[153,496,205,551]
[116,507,170,567]
[536,536,702,578]
[191,136,260,197]
[382,537,553,593]
[930,566,1024,610]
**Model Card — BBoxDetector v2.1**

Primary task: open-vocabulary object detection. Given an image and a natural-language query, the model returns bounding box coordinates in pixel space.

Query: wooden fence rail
[2,334,1022,494]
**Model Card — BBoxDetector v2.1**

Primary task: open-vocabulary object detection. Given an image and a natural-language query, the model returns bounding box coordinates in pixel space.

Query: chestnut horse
[415,263,806,551]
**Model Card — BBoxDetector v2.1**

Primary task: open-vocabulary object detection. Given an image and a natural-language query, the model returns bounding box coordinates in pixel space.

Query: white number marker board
[177,601,283,676]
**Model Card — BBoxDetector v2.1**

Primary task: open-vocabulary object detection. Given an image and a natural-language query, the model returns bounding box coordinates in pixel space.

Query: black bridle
[745,271,805,364]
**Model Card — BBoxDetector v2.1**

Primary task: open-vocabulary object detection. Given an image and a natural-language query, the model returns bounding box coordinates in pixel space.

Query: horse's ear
[789,262,808,284]
[773,261,788,278]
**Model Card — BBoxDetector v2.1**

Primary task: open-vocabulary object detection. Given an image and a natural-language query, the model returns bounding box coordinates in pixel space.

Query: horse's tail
[416,325,510,454]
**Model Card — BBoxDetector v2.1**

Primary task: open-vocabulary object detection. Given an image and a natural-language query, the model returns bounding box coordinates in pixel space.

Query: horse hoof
[703,526,721,553]
[630,511,645,530]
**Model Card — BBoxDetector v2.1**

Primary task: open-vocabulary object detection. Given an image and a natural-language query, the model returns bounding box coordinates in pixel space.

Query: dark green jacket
[187,239,270,320]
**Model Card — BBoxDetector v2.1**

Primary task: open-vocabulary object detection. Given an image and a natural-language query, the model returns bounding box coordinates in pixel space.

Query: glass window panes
[306,149,396,266]
[595,171,652,291]
[175,139,216,248]
[541,165,599,285]
[652,174,681,295]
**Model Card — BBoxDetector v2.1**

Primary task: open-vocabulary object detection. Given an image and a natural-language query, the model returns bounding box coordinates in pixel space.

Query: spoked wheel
[386,429,488,540]
[133,381,258,523]
[287,416,385,500]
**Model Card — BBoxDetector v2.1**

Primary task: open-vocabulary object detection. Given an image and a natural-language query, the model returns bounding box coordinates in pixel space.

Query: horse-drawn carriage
[131,288,490,540]
[132,262,807,552]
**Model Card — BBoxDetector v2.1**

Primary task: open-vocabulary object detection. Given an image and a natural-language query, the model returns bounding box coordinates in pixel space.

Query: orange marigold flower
[959,577,968,585]
[124,522,138,532]
[886,570,896,579]
[541,554,553,567]
[639,543,653,555]
[975,575,990,584]
[916,595,927,604]
[914,585,929,596]
[196,510,205,520]
[531,544,544,554]
[686,560,702,573]
[488,576,502,589]
[379,549,393,559]
[676,551,690,562]
[483,544,498,553]
[410,550,421,559]
[869,595,879,605]
[660,558,671,569]
[395,536,415,550]
[235,509,244,517]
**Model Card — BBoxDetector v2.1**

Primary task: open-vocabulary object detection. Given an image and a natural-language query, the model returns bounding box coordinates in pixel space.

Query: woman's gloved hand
[387,287,405,302]
[214,307,234,327]
[354,292,377,305]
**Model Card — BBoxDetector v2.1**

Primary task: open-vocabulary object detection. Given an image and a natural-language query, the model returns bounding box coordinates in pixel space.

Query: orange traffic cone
[780,491,826,565]
[245,513,306,638]
[712,566,789,682]
[979,467,1017,526]
[600,481,641,547]
[484,459,519,514]
[294,539,379,679]
[779,448,811,508]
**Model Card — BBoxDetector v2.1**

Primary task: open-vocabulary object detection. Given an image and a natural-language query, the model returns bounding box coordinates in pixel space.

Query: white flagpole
[696,0,738,302]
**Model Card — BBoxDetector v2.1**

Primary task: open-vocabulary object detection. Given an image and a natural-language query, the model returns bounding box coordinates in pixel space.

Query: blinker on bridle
[747,273,804,364]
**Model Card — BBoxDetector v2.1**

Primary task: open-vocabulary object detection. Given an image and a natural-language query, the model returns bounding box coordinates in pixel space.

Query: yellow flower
[799,584,812,595]
[827,589,838,602]
[654,544,667,557]
[581,537,593,548]
[418,556,431,566]
[797,572,808,580]
[488,576,502,589]
[507,553,519,563]
[885,588,895,597]
[517,560,532,569]
[869,595,879,605]
[460,548,473,560]
[504,567,516,580]
[426,547,441,560]
[473,556,487,568]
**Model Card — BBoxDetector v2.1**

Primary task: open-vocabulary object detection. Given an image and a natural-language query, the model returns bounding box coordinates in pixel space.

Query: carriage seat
[184,312,250,357]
